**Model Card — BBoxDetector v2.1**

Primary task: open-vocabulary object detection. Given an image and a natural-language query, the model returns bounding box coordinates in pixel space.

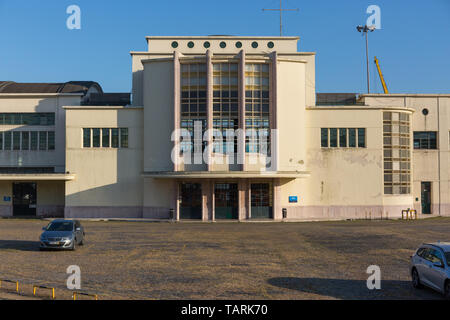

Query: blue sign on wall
[3,196,11,202]
[289,196,298,203]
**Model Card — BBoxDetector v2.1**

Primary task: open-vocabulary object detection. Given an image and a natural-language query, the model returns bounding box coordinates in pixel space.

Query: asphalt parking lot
[0,217,448,300]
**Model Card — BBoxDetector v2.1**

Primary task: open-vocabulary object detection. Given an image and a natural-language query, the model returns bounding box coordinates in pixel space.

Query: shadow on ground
[0,240,40,252]
[267,277,443,300]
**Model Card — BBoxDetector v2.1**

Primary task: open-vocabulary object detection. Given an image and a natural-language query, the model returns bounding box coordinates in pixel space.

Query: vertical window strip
[245,63,270,154]
[213,63,239,154]
[180,63,207,154]
[383,112,411,195]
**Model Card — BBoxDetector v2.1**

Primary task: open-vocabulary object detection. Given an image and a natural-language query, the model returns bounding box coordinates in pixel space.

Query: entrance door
[180,183,202,219]
[214,183,238,219]
[13,183,37,216]
[251,183,273,219]
[421,182,431,214]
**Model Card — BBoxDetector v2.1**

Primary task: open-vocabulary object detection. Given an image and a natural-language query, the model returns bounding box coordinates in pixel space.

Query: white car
[410,242,450,299]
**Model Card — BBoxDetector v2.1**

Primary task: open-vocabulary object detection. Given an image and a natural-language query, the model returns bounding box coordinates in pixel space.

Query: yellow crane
[374,56,389,94]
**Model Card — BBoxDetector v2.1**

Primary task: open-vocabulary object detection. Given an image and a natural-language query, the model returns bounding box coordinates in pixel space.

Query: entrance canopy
[143,171,310,179]
[0,173,75,181]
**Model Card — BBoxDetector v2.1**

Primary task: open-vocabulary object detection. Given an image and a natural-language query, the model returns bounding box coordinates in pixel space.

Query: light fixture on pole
[356,25,376,93]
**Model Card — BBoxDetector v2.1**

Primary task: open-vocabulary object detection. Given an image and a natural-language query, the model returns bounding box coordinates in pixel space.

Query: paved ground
[0,217,448,300]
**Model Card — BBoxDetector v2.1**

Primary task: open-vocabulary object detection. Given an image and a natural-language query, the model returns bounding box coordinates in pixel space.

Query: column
[202,180,210,221]
[238,179,249,221]
[206,50,213,170]
[173,51,181,172]
[269,51,278,172]
[238,50,246,171]
[273,178,282,220]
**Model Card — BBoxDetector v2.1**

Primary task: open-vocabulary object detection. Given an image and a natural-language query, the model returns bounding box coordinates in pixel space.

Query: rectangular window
[349,128,356,147]
[339,128,347,147]
[39,131,47,150]
[48,131,55,150]
[111,129,119,148]
[21,132,29,150]
[30,132,38,150]
[329,128,338,147]
[321,128,328,148]
[81,128,128,149]
[13,132,20,150]
[358,128,366,148]
[102,128,110,148]
[92,128,100,148]
[83,128,91,148]
[414,131,437,149]
[4,132,11,150]
[0,113,55,126]
[0,132,2,150]
[120,128,128,148]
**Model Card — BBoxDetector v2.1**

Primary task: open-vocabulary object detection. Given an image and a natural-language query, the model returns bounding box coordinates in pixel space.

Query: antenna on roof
[263,0,299,36]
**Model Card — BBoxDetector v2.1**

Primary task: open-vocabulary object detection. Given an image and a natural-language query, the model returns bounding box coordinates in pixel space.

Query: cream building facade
[1,36,449,221]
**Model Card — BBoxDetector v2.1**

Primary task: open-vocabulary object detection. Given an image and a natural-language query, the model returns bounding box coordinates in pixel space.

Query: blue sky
[0,0,448,94]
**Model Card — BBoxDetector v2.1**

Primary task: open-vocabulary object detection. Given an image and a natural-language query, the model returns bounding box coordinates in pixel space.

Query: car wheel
[412,269,422,289]
[445,281,450,300]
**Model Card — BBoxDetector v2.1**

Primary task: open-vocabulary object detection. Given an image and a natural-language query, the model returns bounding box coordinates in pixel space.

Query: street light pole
[357,25,376,94]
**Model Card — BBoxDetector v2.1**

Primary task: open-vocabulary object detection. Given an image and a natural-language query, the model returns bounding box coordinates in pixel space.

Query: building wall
[275,107,415,220]
[363,95,450,216]
[65,107,144,218]
[0,94,81,173]
[143,60,175,172]
[0,181,12,217]
[276,60,307,172]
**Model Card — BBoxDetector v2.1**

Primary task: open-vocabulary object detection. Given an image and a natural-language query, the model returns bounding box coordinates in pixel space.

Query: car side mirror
[42,227,47,231]
[76,227,81,231]
[433,261,444,268]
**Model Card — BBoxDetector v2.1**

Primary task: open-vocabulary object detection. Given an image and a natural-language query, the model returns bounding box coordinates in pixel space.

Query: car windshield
[446,253,450,266]
[46,221,73,232]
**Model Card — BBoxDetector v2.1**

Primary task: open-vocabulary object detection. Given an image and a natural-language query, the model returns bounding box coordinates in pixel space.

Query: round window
[252,41,259,48]
[187,41,195,48]
[268,41,275,48]
[235,41,242,48]
[220,41,227,48]
[203,41,210,48]
[171,41,178,48]
[422,108,429,116]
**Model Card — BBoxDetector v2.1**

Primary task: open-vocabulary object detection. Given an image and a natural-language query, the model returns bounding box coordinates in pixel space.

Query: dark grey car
[39,219,85,251]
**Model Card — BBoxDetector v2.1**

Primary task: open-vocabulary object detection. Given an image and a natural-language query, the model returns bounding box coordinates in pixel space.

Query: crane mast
[374,56,389,94]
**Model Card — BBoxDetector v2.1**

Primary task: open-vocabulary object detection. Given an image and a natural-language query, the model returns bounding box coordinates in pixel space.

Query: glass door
[214,183,238,219]
[180,183,202,219]
[251,183,273,219]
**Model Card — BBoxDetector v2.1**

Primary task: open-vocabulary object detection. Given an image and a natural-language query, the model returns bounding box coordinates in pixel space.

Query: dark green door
[13,183,37,216]
[251,183,273,219]
[215,183,238,219]
[421,182,431,214]
[180,183,202,219]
